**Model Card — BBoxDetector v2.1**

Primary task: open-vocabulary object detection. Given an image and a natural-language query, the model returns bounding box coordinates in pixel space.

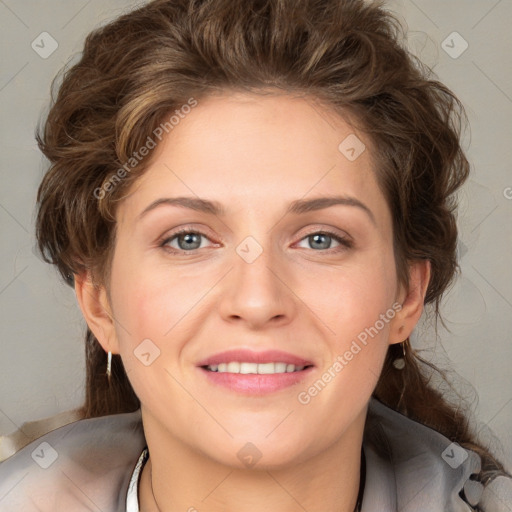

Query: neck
[138,408,366,512]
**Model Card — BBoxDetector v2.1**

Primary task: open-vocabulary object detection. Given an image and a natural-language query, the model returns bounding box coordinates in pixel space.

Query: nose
[217,240,296,329]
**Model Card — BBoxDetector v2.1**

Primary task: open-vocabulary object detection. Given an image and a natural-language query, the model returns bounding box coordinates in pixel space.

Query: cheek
[108,257,215,372]
[296,249,398,409]
[300,250,397,339]
[107,252,171,347]
[294,262,397,438]
[108,264,187,404]
[109,249,173,329]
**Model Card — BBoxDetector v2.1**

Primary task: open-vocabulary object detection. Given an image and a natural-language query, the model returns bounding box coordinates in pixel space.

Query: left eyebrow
[137,195,376,226]
[287,196,376,225]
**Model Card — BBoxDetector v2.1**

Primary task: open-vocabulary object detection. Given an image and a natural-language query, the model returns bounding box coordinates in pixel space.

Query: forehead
[118,92,390,229]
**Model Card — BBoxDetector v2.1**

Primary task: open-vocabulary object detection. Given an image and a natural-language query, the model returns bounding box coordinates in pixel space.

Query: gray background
[1,0,511,470]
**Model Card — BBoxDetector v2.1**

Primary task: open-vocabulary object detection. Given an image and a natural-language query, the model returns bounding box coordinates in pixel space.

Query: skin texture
[75,92,430,512]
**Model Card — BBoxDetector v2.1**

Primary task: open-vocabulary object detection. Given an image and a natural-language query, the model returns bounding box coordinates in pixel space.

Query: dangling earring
[392,337,408,370]
[106,351,112,382]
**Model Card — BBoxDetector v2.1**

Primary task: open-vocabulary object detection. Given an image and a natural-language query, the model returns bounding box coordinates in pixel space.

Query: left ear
[388,259,431,345]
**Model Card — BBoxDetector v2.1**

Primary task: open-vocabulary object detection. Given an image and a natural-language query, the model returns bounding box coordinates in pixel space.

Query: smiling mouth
[202,362,314,374]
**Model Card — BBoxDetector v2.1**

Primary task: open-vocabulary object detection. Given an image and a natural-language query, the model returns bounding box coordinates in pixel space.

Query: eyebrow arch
[138,195,376,225]
[138,197,226,220]
[288,196,376,225]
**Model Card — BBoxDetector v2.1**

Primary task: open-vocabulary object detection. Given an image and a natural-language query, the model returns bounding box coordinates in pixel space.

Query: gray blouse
[0,397,510,511]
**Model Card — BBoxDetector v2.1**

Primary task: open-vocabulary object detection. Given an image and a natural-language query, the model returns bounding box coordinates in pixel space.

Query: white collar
[126,447,148,512]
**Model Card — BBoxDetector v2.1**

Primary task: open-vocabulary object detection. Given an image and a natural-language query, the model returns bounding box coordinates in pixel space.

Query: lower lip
[199,367,314,395]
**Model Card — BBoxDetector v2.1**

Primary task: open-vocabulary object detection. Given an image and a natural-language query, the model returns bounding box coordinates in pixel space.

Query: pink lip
[196,349,314,367]
[199,367,314,395]
[196,349,315,395]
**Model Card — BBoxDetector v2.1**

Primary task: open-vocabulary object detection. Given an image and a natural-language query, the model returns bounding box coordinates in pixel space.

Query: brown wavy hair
[35,0,509,486]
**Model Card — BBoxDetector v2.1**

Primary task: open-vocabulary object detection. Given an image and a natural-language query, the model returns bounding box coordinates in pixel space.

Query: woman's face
[83,92,424,469]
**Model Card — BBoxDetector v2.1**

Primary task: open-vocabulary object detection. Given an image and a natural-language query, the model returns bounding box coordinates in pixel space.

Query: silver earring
[106,351,112,381]
[393,338,408,370]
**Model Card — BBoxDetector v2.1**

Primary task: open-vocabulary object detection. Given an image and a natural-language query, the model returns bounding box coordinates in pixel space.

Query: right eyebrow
[137,197,225,221]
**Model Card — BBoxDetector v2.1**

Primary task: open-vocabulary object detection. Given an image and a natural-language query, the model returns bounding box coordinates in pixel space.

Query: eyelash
[159,227,353,254]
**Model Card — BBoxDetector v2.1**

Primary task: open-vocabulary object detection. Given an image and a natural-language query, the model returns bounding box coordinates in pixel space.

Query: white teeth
[240,362,258,374]
[258,362,275,374]
[226,362,240,373]
[275,362,287,373]
[206,362,307,374]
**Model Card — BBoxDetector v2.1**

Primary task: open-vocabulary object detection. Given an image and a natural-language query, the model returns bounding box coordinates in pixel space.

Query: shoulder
[362,397,512,512]
[0,410,145,512]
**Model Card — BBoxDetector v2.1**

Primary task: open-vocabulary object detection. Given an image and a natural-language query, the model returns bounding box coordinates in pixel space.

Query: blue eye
[161,229,211,252]
[296,231,353,251]
[160,228,352,254]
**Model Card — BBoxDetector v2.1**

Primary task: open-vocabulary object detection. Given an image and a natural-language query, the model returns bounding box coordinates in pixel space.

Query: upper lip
[197,349,314,367]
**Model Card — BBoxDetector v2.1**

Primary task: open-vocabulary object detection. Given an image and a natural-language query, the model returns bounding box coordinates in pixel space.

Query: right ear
[74,271,120,354]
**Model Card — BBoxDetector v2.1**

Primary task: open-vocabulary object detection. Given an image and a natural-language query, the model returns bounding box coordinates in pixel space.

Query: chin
[203,433,316,471]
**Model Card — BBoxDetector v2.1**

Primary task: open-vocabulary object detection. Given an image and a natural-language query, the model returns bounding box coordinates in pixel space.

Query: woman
[0,0,510,510]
